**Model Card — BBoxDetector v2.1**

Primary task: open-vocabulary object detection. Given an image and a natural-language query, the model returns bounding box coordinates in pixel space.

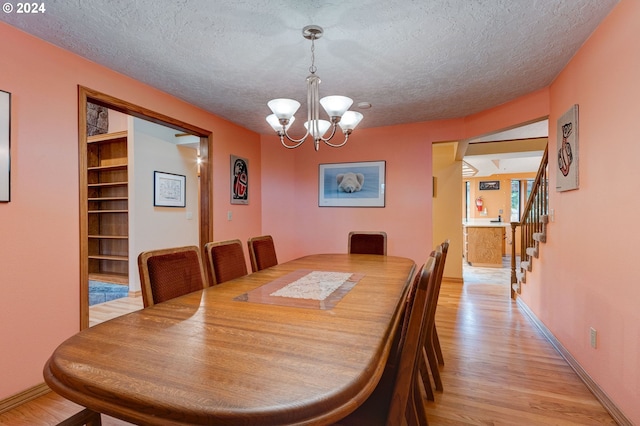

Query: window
[511,179,535,221]
[465,181,471,220]
[511,180,520,221]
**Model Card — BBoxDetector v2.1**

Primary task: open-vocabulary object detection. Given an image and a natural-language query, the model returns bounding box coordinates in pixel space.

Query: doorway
[461,120,547,285]
[78,86,213,329]
[431,118,548,285]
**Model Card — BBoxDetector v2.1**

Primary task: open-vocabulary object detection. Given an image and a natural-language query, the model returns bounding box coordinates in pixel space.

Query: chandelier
[266,25,364,151]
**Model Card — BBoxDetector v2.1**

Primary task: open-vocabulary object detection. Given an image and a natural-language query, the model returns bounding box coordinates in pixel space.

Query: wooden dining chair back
[432,239,449,365]
[204,239,248,285]
[247,235,278,272]
[419,240,450,404]
[138,245,208,308]
[348,231,387,255]
[337,251,440,426]
[386,263,423,370]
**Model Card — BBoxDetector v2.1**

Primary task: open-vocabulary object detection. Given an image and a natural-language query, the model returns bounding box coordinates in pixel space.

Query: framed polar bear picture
[319,161,386,207]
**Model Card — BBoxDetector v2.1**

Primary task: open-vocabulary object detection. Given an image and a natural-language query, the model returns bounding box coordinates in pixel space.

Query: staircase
[510,145,548,298]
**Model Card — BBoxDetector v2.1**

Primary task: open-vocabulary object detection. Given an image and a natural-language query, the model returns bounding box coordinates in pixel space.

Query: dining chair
[385,263,422,372]
[336,251,440,426]
[56,407,102,426]
[247,235,278,272]
[348,231,387,255]
[418,240,449,402]
[204,239,248,285]
[138,245,208,308]
[412,248,445,425]
[432,239,450,367]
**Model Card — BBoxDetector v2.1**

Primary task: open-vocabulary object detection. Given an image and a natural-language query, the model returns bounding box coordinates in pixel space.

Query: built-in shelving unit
[86,131,129,284]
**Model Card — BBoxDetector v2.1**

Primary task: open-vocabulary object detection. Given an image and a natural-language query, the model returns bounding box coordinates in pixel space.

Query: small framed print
[231,155,248,204]
[479,180,500,191]
[319,161,386,207]
[154,171,186,207]
[0,90,10,202]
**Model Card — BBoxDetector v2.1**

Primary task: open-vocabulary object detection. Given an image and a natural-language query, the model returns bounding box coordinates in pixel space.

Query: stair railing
[510,145,548,298]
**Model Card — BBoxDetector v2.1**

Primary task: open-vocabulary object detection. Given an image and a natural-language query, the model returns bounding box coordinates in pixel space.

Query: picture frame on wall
[230,155,249,205]
[0,90,10,202]
[556,104,579,192]
[319,161,386,207]
[154,171,186,207]
[479,180,500,190]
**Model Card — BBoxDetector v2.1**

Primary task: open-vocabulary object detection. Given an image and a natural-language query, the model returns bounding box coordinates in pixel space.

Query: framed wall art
[0,90,10,202]
[319,161,386,207]
[154,171,186,207]
[479,180,500,190]
[231,155,248,204]
[556,104,579,192]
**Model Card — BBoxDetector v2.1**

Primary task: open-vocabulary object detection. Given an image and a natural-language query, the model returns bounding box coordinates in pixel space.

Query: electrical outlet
[590,327,597,348]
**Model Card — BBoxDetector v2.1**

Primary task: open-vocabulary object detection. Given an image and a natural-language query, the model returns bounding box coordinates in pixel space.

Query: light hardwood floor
[0,261,616,425]
[424,262,615,425]
[89,295,143,327]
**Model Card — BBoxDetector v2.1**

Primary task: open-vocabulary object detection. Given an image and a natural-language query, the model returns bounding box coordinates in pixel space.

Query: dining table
[44,253,416,425]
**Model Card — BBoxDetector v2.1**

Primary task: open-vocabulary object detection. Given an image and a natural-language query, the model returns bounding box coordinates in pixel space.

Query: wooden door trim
[78,86,213,329]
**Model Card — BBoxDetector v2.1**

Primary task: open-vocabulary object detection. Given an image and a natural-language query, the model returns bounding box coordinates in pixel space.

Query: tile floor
[462,255,513,285]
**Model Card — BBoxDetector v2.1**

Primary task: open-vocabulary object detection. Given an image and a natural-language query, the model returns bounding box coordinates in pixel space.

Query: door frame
[78,86,213,329]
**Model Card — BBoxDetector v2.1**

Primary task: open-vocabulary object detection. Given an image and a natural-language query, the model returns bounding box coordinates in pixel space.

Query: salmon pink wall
[260,120,467,272]
[464,88,549,139]
[260,108,551,283]
[2,2,637,420]
[521,0,639,422]
[0,23,261,399]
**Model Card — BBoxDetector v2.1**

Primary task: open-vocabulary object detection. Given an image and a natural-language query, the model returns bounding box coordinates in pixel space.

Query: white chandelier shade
[267,99,301,120]
[338,110,364,132]
[266,25,364,151]
[303,119,331,139]
[266,113,295,132]
[319,96,353,118]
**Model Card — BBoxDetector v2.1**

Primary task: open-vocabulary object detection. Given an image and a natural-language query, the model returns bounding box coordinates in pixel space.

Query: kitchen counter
[463,220,507,267]
[463,219,510,228]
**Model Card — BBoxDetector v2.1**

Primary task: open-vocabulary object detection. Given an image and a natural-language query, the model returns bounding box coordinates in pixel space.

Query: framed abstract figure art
[556,104,579,192]
[231,155,249,204]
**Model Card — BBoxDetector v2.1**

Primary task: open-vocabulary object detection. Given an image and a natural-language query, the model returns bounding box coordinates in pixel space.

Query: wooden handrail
[510,145,548,298]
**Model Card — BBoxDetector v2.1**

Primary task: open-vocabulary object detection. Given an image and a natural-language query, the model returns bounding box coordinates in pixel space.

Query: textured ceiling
[464,119,548,176]
[1,0,617,137]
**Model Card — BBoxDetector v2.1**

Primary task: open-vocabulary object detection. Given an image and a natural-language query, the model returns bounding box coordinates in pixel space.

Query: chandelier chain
[309,35,317,75]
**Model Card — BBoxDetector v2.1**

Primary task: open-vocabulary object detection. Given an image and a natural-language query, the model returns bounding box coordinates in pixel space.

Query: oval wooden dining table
[44,253,416,425]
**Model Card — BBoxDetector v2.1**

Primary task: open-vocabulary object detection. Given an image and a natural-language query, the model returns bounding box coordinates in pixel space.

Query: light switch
[227,211,232,221]
[186,211,193,220]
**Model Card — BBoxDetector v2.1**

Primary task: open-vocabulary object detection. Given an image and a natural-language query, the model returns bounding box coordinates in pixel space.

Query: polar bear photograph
[336,172,365,193]
[319,161,385,207]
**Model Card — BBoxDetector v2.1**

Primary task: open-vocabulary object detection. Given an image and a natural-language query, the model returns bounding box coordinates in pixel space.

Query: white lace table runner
[270,271,354,301]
